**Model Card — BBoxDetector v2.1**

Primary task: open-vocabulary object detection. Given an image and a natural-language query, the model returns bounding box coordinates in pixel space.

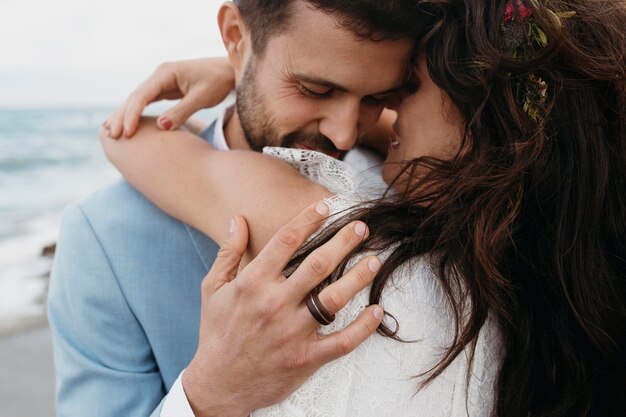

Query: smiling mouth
[295,144,343,160]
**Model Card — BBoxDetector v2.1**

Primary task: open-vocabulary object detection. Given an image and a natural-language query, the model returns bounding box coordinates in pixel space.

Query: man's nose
[318,99,361,151]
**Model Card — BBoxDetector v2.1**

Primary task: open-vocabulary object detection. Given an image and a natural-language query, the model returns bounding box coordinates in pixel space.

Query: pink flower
[504,0,533,24]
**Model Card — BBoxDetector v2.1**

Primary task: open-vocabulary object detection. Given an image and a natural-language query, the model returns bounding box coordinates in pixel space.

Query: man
[48,1,417,416]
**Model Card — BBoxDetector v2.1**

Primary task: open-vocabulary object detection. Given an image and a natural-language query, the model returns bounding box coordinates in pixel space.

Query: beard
[235,58,345,159]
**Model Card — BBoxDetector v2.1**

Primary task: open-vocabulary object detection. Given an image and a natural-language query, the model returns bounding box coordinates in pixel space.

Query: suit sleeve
[48,202,167,417]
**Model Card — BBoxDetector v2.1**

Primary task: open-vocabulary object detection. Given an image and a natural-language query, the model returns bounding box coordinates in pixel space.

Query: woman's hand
[184,201,383,417]
[106,57,235,139]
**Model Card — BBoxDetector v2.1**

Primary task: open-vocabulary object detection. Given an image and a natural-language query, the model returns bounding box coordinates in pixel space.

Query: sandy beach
[0,322,55,417]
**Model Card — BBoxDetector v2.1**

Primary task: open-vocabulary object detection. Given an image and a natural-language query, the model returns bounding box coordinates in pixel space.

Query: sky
[0,0,226,108]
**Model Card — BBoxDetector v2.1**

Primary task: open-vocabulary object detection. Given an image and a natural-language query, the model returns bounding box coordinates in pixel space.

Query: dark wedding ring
[306,291,335,326]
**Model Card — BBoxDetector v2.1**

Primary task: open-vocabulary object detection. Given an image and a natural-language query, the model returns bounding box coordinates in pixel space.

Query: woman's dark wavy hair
[289,0,626,415]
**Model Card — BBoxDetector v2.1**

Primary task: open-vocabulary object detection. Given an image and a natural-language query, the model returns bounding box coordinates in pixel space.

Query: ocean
[0,106,222,332]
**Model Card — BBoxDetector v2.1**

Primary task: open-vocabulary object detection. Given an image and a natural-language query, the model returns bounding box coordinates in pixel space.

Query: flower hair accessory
[501,0,575,122]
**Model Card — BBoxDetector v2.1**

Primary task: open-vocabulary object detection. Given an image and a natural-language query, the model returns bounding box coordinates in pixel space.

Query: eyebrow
[292,72,403,96]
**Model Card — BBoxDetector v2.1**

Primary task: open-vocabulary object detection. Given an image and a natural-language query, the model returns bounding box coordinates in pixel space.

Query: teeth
[391,138,400,147]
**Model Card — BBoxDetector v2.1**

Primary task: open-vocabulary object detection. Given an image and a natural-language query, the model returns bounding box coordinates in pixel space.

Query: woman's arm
[100,117,332,258]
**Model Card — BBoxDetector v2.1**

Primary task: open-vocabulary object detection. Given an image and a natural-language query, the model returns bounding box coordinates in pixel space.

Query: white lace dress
[251,147,503,417]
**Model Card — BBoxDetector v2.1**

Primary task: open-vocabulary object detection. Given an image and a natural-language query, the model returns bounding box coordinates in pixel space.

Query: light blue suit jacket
[48,125,219,417]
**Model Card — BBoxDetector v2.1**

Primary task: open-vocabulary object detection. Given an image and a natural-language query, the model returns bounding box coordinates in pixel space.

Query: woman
[102,0,625,416]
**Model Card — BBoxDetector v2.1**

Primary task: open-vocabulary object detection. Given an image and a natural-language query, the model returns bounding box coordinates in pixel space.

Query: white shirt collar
[211,106,233,151]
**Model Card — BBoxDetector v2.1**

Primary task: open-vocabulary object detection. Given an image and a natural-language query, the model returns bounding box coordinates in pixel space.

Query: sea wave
[0,155,91,172]
[0,104,225,330]
[0,213,58,331]
[0,107,120,329]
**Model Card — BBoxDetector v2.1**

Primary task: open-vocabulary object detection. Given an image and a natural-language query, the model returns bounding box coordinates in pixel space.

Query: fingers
[312,304,384,364]
[123,89,156,137]
[106,66,177,139]
[286,221,370,299]
[202,216,249,295]
[104,58,235,139]
[108,101,129,139]
[247,201,330,280]
[303,256,381,328]
[157,91,204,132]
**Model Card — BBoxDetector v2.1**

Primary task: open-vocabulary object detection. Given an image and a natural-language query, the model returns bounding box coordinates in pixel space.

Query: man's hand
[106,57,235,139]
[184,202,384,417]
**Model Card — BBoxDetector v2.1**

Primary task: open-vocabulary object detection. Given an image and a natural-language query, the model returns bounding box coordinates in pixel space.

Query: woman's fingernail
[159,117,172,130]
[368,257,381,272]
[315,202,329,215]
[373,306,384,320]
[354,222,367,237]
[229,217,236,234]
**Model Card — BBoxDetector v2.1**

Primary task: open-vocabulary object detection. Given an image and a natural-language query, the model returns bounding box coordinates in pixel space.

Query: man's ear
[217,2,250,74]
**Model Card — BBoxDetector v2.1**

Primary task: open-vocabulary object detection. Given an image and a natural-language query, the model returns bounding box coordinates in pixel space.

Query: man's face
[235,1,414,158]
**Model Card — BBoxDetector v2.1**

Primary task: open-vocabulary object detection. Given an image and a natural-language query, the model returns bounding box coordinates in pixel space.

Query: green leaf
[537,27,548,47]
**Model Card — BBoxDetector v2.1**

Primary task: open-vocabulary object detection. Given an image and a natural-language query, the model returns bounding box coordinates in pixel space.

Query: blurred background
[0,1,226,415]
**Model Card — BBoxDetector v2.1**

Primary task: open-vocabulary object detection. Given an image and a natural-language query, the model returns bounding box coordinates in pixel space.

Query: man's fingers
[248,201,330,280]
[312,305,384,364]
[286,221,369,299]
[203,216,249,294]
[300,256,381,328]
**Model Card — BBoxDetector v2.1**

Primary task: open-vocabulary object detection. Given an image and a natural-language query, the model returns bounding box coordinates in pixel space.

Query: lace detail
[263,147,376,219]
[255,147,502,417]
[264,147,358,195]
[319,194,355,217]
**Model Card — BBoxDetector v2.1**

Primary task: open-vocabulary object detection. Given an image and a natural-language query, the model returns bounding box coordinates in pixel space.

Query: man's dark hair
[233,0,422,55]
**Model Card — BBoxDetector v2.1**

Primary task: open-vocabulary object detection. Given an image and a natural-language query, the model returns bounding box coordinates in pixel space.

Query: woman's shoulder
[253,256,503,417]
[347,259,503,416]
[263,146,384,201]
